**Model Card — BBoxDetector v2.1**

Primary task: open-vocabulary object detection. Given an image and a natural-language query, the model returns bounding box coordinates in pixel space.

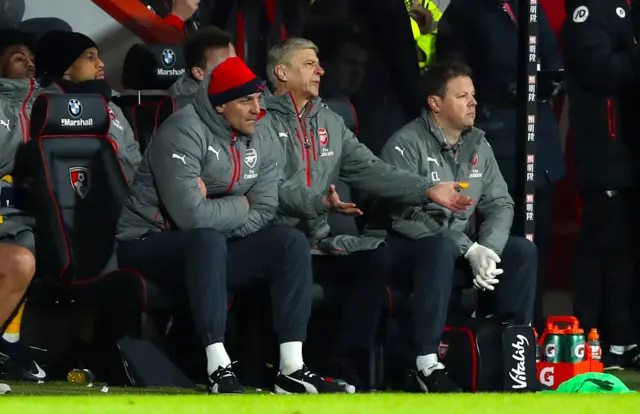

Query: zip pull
[304,137,311,149]
[231,135,238,146]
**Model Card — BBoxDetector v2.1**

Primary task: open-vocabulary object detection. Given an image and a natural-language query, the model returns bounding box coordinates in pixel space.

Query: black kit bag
[438,317,537,392]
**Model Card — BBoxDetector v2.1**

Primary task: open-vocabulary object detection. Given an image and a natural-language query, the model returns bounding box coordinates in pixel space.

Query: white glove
[465,243,503,291]
[473,274,500,291]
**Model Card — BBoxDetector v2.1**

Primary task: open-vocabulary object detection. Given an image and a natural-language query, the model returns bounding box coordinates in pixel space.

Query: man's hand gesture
[427,182,474,213]
[322,184,363,216]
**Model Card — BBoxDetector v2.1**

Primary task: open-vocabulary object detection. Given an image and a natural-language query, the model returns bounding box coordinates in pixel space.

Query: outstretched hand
[427,182,474,213]
[322,184,363,216]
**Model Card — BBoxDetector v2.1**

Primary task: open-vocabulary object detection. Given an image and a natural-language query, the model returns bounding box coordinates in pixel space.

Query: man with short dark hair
[169,25,236,97]
[0,29,35,79]
[35,30,140,182]
[372,62,536,392]
[0,29,43,384]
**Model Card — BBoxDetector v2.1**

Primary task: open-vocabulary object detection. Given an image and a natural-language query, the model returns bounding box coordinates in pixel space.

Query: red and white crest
[69,167,90,199]
[438,341,449,359]
[318,128,329,146]
[108,107,117,121]
[472,153,479,167]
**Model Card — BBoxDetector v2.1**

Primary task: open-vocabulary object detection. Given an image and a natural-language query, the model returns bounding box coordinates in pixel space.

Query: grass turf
[1,394,640,414]
[2,372,640,413]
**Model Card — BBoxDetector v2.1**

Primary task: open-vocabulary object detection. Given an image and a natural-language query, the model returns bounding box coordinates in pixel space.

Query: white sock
[625,344,638,352]
[279,341,304,376]
[2,332,19,343]
[205,342,231,376]
[416,353,439,374]
[610,345,625,355]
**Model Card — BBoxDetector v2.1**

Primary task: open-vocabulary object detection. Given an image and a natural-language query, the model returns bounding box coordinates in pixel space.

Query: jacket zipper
[606,98,617,140]
[226,133,241,192]
[290,93,313,187]
[19,78,35,143]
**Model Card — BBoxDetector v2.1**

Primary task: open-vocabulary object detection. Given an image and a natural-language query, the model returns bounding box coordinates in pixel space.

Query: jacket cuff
[314,193,329,216]
[165,14,185,33]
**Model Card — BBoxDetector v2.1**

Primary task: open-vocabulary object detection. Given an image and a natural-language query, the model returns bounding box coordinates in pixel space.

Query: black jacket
[437,0,566,189]
[563,0,640,190]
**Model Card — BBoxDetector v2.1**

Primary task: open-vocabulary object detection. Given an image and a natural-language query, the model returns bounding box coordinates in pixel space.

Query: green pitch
[2,393,640,414]
[2,372,640,413]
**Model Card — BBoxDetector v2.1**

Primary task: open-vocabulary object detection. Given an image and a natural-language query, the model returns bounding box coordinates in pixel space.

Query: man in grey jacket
[0,29,43,384]
[34,31,140,183]
[116,57,343,395]
[375,62,536,392]
[168,25,236,97]
[264,38,474,387]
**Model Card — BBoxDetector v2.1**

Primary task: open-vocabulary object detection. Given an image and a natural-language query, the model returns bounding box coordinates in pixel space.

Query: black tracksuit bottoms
[572,190,636,345]
[117,225,313,347]
[387,232,537,355]
[312,246,390,355]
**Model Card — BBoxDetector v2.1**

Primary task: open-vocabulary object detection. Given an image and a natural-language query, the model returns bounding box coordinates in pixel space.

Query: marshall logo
[69,167,90,199]
[508,334,529,389]
[318,128,329,146]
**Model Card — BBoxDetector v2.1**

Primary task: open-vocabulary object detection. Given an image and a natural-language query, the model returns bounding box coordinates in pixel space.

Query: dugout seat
[23,93,173,312]
[114,44,186,154]
[154,95,194,133]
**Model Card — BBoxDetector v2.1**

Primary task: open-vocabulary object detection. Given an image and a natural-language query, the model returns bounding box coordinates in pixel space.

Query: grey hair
[266,37,319,89]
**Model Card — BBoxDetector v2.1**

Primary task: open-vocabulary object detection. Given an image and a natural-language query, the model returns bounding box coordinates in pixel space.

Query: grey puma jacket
[371,110,514,255]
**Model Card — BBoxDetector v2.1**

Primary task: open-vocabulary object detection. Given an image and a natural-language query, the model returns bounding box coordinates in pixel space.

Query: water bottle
[534,328,543,363]
[587,328,602,361]
[67,368,95,385]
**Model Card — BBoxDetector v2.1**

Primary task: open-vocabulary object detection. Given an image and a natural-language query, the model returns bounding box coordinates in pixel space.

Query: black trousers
[117,225,313,347]
[572,190,636,345]
[312,246,390,355]
[387,233,537,355]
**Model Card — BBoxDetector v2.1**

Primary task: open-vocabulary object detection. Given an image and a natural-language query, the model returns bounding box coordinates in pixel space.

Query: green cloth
[549,373,635,393]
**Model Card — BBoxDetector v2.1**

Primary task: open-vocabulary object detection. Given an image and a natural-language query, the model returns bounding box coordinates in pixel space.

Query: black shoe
[274,366,347,394]
[323,358,363,392]
[622,347,640,369]
[0,339,46,382]
[602,352,624,371]
[415,363,462,393]
[208,364,243,394]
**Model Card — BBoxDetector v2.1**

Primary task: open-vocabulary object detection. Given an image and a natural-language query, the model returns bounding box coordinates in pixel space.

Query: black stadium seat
[24,94,173,312]
[154,95,194,133]
[114,44,186,154]
[323,98,358,136]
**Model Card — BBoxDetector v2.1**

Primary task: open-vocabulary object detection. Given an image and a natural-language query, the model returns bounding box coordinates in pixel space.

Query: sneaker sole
[603,365,624,372]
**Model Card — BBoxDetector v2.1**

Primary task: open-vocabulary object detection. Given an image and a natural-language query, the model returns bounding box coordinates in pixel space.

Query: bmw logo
[68,99,82,118]
[161,49,176,68]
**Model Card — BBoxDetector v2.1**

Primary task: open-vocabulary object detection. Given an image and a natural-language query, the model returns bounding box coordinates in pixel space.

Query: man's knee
[184,228,227,250]
[267,225,309,254]
[506,237,538,266]
[0,245,35,289]
[418,235,459,262]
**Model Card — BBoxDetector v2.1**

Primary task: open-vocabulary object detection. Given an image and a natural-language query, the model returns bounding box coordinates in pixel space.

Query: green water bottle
[543,329,563,363]
[563,328,586,363]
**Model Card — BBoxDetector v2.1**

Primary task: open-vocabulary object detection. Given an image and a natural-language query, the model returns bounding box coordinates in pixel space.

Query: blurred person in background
[563,0,640,370]
[0,29,42,383]
[311,26,368,100]
[405,0,443,71]
[169,25,236,97]
[436,0,565,333]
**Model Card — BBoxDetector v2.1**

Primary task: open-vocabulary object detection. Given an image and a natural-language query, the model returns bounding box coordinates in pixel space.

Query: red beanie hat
[208,57,264,107]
